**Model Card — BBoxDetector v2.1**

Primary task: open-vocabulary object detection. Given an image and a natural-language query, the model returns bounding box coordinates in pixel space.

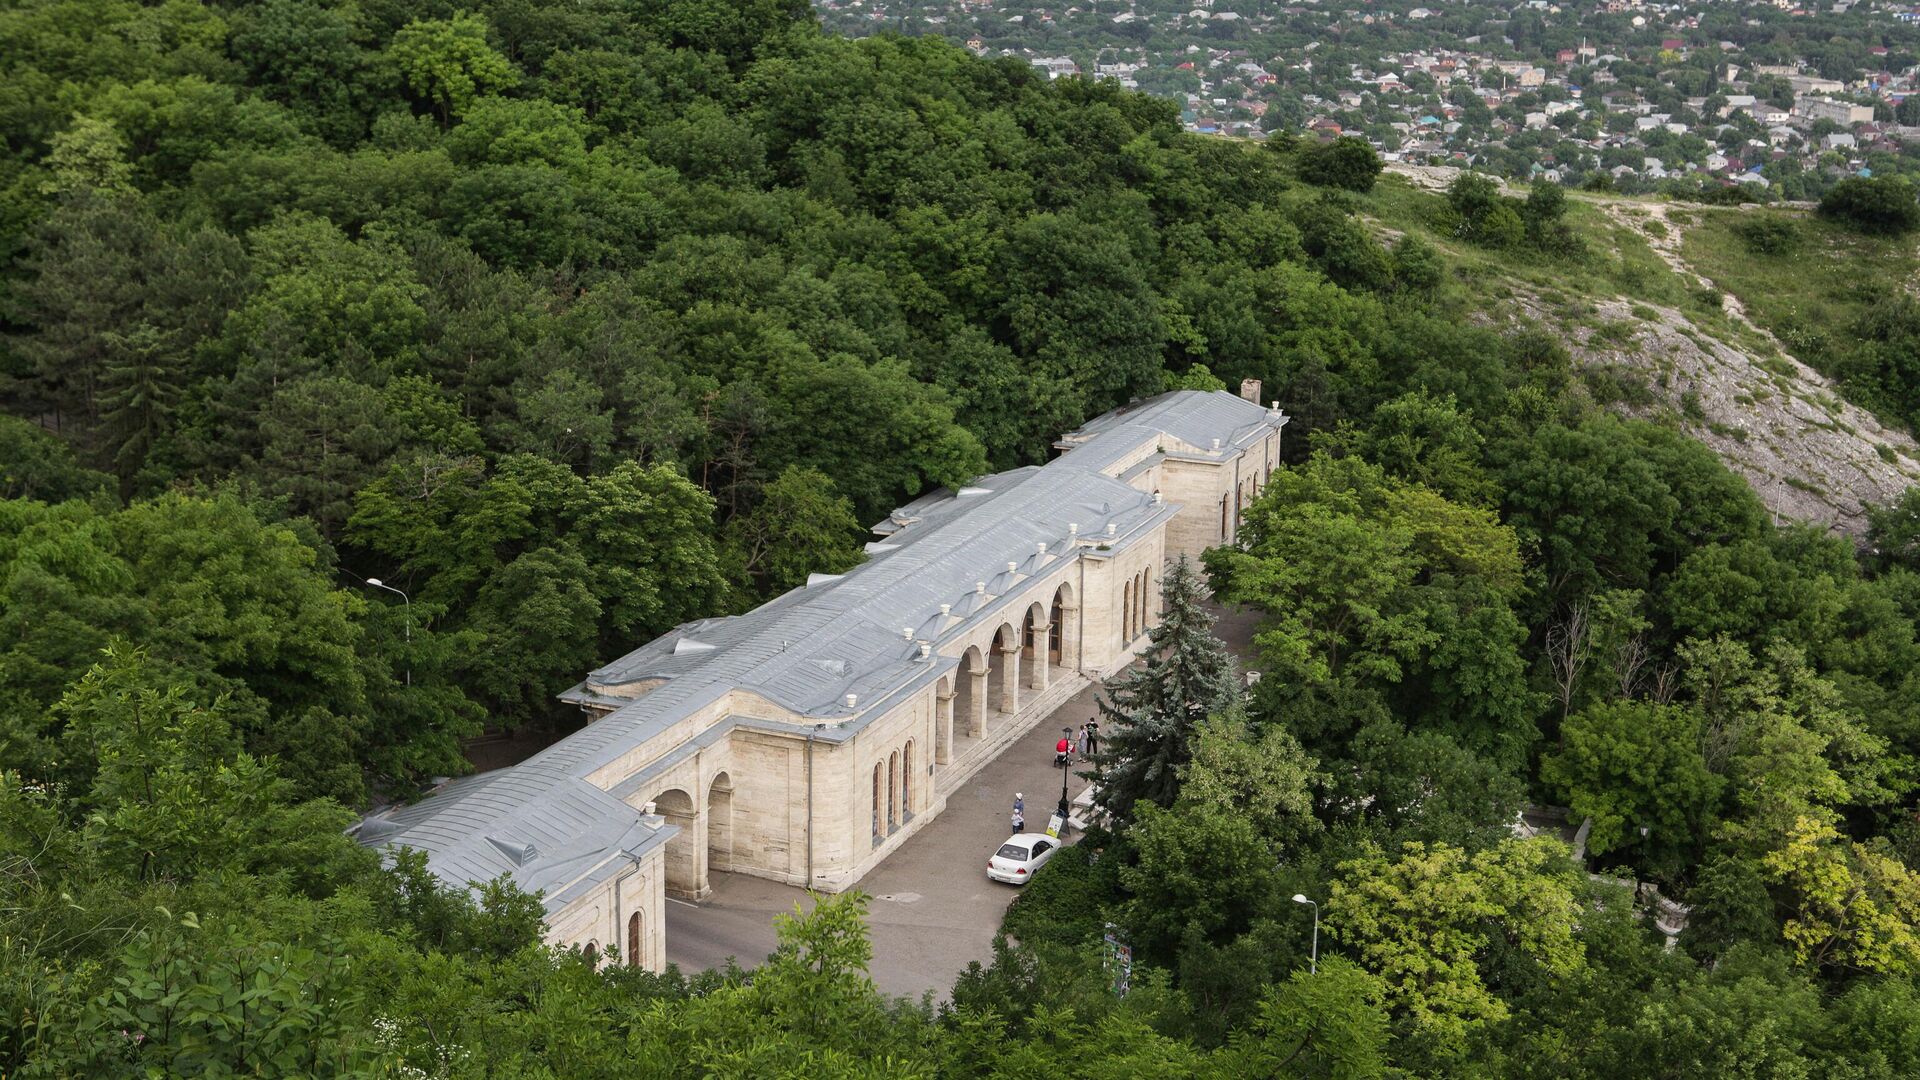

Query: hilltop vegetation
[3,1,1920,1076]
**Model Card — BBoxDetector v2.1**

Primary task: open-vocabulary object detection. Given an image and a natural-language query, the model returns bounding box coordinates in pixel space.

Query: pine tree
[98,322,181,492]
[1090,554,1239,823]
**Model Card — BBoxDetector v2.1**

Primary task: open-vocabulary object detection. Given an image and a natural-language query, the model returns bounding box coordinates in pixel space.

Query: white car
[987,833,1060,885]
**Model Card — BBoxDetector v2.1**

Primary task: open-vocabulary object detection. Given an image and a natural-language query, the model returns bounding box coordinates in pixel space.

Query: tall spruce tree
[1090,554,1239,823]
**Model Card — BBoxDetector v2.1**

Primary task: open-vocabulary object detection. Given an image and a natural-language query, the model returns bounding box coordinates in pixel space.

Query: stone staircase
[938,672,1091,797]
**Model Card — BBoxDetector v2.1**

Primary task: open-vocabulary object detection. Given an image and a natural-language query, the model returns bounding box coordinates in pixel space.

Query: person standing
[1014,792,1025,816]
[1085,719,1100,758]
[1076,725,1089,758]
[1055,730,1073,766]
[1011,808,1025,835]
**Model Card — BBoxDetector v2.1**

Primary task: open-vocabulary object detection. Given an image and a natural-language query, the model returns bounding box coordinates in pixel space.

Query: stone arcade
[354,390,1287,970]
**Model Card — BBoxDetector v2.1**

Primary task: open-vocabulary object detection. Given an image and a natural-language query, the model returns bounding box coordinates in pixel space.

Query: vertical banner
[1102,924,1132,998]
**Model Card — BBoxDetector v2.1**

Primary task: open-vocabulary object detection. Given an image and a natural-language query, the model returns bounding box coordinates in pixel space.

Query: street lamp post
[1292,893,1319,974]
[1058,727,1074,820]
[365,577,411,686]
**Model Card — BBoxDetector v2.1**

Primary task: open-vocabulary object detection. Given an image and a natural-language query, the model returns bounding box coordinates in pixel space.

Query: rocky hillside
[1381,164,1920,534]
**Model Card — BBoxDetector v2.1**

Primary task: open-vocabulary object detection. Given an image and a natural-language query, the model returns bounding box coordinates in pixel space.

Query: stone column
[935,685,954,765]
[1063,604,1081,672]
[1028,622,1051,691]
[999,642,1021,716]
[967,661,988,738]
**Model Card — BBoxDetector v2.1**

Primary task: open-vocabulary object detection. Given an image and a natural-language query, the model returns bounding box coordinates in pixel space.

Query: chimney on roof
[845,693,858,709]
[940,603,951,616]
[918,643,931,660]
[1106,523,1117,537]
[1068,523,1079,537]
[643,801,657,816]
[976,581,986,594]
[903,627,914,640]
[1240,378,1262,403]
[1153,491,1164,504]
[1007,561,1017,573]
[1212,437,1223,452]
[1037,542,1047,556]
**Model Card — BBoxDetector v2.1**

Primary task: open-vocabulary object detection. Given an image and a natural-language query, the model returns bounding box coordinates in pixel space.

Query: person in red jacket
[1055,730,1073,767]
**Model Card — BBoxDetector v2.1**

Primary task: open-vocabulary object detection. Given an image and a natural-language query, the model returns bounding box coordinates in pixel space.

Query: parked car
[987,833,1060,885]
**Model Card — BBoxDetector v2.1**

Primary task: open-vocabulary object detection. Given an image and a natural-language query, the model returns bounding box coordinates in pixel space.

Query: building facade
[356,391,1287,969]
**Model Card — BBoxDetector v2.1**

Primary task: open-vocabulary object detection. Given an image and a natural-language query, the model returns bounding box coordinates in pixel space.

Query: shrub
[1392,234,1444,292]
[1296,136,1384,192]
[1473,202,1528,249]
[1819,176,1920,234]
[1734,215,1801,255]
[1001,837,1121,949]
[1700,183,1761,206]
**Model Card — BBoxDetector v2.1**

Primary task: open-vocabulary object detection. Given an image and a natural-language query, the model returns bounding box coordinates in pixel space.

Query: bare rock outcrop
[1498,293,1920,532]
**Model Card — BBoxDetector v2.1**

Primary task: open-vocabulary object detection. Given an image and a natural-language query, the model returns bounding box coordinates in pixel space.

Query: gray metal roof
[358,391,1284,904]
[1056,389,1286,470]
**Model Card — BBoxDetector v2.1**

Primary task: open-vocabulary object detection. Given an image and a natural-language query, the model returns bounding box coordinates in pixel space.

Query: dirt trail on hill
[1568,200,1920,531]
[1378,164,1920,531]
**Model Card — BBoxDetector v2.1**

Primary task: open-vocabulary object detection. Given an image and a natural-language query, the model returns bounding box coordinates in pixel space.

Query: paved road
[666,682,1103,1002]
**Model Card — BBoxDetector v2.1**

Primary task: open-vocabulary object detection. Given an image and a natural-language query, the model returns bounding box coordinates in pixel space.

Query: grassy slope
[1680,207,1920,396]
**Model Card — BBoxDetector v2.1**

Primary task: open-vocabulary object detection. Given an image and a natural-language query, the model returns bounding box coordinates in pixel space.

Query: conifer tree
[1089,554,1239,823]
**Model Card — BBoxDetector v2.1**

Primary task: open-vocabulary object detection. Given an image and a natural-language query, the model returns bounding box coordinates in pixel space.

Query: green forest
[4,0,1920,1075]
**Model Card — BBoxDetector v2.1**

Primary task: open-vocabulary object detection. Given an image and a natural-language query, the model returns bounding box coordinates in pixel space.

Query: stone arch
[1050,581,1079,672]
[651,787,700,899]
[583,941,598,967]
[1122,576,1134,644]
[706,772,733,875]
[627,910,644,968]
[871,761,884,842]
[1022,601,1051,691]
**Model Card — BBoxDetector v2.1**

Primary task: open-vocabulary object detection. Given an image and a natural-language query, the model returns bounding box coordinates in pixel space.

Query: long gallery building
[355,390,1287,969]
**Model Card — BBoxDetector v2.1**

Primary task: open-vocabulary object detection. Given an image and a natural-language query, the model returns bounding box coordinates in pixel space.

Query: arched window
[872,763,883,840]
[627,911,643,968]
[888,751,899,829]
[1220,493,1230,538]
[902,740,914,816]
[583,942,598,968]
[1122,578,1133,643]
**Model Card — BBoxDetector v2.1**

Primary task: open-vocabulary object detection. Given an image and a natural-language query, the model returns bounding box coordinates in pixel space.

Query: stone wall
[545,844,667,972]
